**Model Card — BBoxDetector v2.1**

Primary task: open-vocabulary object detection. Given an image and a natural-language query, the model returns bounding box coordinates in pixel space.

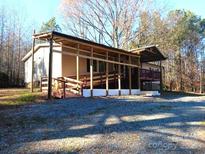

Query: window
[87,59,97,72]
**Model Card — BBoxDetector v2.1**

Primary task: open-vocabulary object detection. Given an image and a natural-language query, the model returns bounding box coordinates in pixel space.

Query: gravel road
[0,95,205,153]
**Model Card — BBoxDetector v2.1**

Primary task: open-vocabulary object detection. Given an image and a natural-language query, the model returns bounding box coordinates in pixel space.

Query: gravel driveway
[0,95,205,153]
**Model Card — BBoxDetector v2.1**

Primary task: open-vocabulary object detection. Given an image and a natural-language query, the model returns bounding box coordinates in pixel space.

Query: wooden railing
[40,69,161,98]
[63,77,83,95]
[78,71,120,88]
[140,69,160,80]
[40,76,84,98]
[40,72,121,98]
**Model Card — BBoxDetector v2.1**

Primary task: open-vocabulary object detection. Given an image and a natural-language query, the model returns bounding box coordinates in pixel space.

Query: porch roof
[30,31,166,63]
[32,31,139,58]
[130,45,167,63]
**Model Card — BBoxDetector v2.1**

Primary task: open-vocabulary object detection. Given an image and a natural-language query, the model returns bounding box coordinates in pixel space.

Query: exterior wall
[53,50,62,78]
[141,63,160,71]
[24,46,62,83]
[25,56,32,83]
[62,54,87,76]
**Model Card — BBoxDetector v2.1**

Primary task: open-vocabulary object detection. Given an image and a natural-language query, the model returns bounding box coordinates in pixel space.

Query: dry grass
[0,88,46,110]
[201,121,205,125]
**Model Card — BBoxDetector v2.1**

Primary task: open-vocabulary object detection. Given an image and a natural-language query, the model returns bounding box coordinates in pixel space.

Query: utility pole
[31,30,35,92]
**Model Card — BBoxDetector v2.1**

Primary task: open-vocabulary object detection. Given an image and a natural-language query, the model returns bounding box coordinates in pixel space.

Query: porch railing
[40,76,84,98]
[66,71,121,88]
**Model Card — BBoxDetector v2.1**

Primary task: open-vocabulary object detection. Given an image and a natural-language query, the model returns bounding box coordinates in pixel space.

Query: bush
[0,72,9,88]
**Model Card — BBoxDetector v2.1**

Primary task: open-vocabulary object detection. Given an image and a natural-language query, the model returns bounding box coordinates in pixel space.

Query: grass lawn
[0,88,46,110]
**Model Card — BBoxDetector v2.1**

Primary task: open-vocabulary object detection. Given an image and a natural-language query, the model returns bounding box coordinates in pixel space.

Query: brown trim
[129,56,132,95]
[48,37,53,99]
[118,54,121,96]
[106,51,109,96]
[90,47,93,97]
[160,61,163,93]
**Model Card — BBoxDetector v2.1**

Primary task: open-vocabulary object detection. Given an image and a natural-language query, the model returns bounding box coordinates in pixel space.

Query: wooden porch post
[90,48,93,97]
[76,44,80,81]
[160,61,163,93]
[106,51,109,96]
[118,54,121,96]
[76,44,80,94]
[129,56,132,95]
[48,36,53,99]
[138,67,140,90]
[31,30,35,92]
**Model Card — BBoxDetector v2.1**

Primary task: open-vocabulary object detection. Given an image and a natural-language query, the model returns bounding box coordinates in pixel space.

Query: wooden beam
[31,30,35,92]
[32,32,52,39]
[63,44,119,60]
[138,67,140,89]
[106,51,109,96]
[48,37,53,99]
[55,36,140,58]
[160,61,163,93]
[118,54,121,96]
[61,48,139,68]
[76,44,80,94]
[129,56,132,95]
[76,44,80,81]
[90,47,93,97]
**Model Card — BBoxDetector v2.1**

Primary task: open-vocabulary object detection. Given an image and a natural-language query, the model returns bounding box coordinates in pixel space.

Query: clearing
[0,89,205,153]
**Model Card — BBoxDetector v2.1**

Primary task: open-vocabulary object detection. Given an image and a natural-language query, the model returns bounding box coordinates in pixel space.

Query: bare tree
[0,5,31,87]
[60,0,148,49]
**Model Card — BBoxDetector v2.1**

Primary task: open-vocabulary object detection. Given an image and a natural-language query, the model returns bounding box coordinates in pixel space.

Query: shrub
[0,71,9,88]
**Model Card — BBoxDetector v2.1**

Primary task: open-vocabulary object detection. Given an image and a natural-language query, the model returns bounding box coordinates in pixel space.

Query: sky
[1,0,61,29]
[168,0,205,18]
[1,0,205,29]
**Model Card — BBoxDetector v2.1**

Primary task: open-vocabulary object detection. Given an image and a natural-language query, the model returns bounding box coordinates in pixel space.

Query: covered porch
[32,31,141,99]
[31,31,166,99]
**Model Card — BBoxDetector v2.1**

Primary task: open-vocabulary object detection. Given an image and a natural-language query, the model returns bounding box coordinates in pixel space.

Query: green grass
[0,89,44,109]
[16,93,38,103]
[0,93,39,106]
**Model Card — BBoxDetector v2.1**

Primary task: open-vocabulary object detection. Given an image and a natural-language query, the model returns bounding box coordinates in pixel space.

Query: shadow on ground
[0,94,205,153]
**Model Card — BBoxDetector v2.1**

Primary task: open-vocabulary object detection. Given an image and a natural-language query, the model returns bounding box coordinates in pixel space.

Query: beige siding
[62,54,87,76]
[24,46,62,83]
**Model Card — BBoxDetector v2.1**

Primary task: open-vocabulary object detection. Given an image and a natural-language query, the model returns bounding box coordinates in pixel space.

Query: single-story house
[22,31,166,99]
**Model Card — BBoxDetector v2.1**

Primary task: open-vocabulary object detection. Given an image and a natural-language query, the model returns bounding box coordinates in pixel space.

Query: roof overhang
[131,45,167,63]
[32,31,139,58]
[24,31,166,64]
[21,43,60,62]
